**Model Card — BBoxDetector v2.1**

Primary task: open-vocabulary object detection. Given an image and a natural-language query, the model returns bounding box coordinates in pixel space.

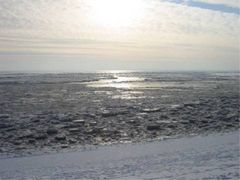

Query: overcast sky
[0,0,239,72]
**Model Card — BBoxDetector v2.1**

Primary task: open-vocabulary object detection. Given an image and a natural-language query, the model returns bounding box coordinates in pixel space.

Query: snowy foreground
[0,131,239,179]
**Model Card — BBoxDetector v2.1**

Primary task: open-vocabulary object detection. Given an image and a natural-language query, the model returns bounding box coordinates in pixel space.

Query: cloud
[192,0,240,8]
[0,0,239,71]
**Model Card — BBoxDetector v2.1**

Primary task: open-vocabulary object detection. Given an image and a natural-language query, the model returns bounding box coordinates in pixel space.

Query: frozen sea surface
[0,131,239,179]
[0,72,239,154]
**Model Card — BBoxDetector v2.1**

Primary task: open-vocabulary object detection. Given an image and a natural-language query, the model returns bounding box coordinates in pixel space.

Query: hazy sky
[0,0,239,72]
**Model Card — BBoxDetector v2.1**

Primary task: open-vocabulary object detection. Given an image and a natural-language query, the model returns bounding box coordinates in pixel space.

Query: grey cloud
[193,0,240,8]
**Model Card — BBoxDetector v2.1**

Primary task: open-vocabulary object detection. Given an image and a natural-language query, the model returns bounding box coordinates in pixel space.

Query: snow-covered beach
[0,131,239,179]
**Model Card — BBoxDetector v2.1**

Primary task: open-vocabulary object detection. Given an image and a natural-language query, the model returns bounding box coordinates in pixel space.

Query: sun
[89,0,146,28]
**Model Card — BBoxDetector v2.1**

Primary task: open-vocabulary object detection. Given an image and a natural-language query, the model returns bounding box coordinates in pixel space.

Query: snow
[0,131,239,179]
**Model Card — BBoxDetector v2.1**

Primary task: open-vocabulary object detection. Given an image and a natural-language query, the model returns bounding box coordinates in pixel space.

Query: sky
[0,0,239,72]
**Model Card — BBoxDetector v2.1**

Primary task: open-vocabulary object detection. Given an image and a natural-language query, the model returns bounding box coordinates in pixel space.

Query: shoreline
[0,128,238,159]
[0,130,239,179]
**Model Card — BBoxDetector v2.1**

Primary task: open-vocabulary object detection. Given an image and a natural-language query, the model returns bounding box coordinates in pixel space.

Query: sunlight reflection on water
[87,76,146,89]
[87,77,179,89]
[85,73,210,90]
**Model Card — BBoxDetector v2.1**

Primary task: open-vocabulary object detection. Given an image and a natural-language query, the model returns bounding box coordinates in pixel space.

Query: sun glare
[89,0,146,28]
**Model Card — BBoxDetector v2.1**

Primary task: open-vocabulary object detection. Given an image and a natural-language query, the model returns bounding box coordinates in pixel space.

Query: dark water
[0,71,239,154]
